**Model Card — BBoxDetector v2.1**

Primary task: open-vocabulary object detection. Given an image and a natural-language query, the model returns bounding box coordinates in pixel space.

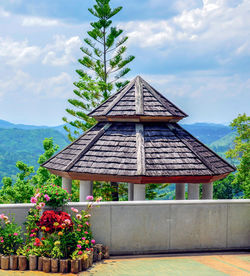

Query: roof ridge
[175,123,236,172]
[105,77,136,115]
[166,123,215,175]
[65,123,112,171]
[41,123,102,168]
[136,123,146,175]
[88,76,137,117]
[141,78,188,117]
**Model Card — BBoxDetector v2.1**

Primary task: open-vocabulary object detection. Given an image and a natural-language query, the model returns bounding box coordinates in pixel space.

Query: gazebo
[42,76,235,201]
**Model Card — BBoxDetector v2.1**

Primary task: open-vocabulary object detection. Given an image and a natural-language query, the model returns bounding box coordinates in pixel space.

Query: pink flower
[82,237,86,240]
[77,244,82,249]
[35,193,41,198]
[86,248,90,251]
[0,214,4,219]
[36,205,41,210]
[39,202,45,208]
[84,231,88,234]
[30,197,37,203]
[64,219,71,225]
[86,195,94,201]
[76,214,82,220]
[84,214,91,218]
[1,240,4,243]
[13,233,18,236]
[30,234,34,237]
[78,251,83,255]
[44,194,50,201]
[91,239,95,244]
[85,222,89,226]
[71,207,78,213]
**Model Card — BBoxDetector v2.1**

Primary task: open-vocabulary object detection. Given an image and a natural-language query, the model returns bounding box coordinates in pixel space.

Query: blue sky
[0,0,249,126]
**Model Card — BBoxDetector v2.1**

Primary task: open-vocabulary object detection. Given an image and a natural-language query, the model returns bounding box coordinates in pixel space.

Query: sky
[0,0,249,126]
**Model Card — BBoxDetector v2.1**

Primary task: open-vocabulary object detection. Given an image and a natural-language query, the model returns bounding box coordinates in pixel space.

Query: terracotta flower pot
[71,259,79,274]
[93,246,98,262]
[78,259,82,272]
[104,246,110,259]
[29,255,37,270]
[60,259,69,273]
[1,256,9,270]
[38,256,43,271]
[10,255,18,270]
[82,257,89,271]
[51,258,59,273]
[42,257,51,273]
[19,255,27,271]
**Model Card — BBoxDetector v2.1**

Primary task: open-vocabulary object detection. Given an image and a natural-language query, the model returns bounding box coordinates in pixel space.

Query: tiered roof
[42,76,235,183]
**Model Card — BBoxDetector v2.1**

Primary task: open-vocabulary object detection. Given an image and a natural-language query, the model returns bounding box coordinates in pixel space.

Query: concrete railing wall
[0,200,249,255]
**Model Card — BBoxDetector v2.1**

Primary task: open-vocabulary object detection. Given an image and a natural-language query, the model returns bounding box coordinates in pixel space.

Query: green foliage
[38,184,71,207]
[0,138,62,204]
[0,214,23,255]
[63,0,135,141]
[213,174,236,199]
[226,113,250,198]
[0,162,35,203]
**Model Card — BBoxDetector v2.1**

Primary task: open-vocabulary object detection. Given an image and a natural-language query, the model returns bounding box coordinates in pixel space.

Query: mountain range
[0,119,236,183]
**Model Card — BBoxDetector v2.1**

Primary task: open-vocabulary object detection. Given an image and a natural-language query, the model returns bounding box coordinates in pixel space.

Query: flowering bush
[31,183,71,207]
[0,213,23,255]
[37,210,73,234]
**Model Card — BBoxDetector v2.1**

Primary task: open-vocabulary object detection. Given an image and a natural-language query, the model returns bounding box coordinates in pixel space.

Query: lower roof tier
[42,122,235,184]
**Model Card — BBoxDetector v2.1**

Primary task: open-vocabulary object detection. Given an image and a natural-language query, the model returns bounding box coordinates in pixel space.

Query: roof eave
[47,169,231,184]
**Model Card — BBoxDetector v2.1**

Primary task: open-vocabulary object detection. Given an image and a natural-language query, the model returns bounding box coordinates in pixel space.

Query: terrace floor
[1,252,249,275]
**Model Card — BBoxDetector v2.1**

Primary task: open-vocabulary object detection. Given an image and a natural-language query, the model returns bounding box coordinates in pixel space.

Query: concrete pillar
[79,181,93,202]
[175,183,185,200]
[188,184,200,200]
[128,183,134,201]
[62,177,72,194]
[134,184,145,200]
[202,183,213,199]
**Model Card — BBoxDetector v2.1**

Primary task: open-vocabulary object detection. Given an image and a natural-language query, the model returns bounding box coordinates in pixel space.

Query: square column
[128,183,134,201]
[175,183,185,200]
[188,183,200,200]
[202,183,213,199]
[134,184,145,200]
[62,177,72,194]
[80,181,93,202]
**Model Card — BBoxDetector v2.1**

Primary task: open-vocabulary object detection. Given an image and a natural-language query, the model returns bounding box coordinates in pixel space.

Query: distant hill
[0,119,235,185]
[0,128,69,181]
[181,123,232,145]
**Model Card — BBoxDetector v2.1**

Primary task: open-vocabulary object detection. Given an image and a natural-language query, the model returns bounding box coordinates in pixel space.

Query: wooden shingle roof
[88,76,187,122]
[42,121,235,184]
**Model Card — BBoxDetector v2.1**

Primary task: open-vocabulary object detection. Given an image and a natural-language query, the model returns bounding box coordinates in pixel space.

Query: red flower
[41,237,45,241]
[37,210,73,234]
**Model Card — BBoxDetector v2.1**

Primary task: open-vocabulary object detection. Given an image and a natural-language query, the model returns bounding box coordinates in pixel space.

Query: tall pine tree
[63,0,135,141]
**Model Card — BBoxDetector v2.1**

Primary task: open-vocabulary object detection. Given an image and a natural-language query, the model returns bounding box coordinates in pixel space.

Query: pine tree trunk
[111,182,119,201]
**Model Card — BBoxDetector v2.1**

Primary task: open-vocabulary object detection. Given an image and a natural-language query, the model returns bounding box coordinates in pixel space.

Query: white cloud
[22,16,60,27]
[122,0,250,60]
[0,37,41,66]
[42,35,81,66]
[0,8,10,17]
[0,69,73,100]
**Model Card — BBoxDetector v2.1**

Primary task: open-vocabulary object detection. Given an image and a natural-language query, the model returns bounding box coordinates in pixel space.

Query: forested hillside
[0,128,68,181]
[0,120,235,185]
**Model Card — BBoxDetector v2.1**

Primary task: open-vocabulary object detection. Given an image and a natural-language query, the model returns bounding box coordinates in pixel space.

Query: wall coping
[0,199,249,209]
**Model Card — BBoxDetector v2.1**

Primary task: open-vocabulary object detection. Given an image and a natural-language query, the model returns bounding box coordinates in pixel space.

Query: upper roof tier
[88,76,188,122]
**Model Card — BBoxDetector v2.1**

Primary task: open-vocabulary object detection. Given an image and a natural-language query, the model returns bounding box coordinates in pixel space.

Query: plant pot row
[0,244,109,274]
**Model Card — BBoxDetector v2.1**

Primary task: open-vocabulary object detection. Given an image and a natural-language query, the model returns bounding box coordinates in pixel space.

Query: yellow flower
[85,240,89,244]
[41,226,46,230]
[53,222,59,227]
[83,254,88,261]
[54,241,60,246]
[58,232,63,236]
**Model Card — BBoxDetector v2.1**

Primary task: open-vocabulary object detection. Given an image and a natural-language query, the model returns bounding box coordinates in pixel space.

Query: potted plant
[31,184,71,212]
[0,214,23,270]
[50,240,63,273]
